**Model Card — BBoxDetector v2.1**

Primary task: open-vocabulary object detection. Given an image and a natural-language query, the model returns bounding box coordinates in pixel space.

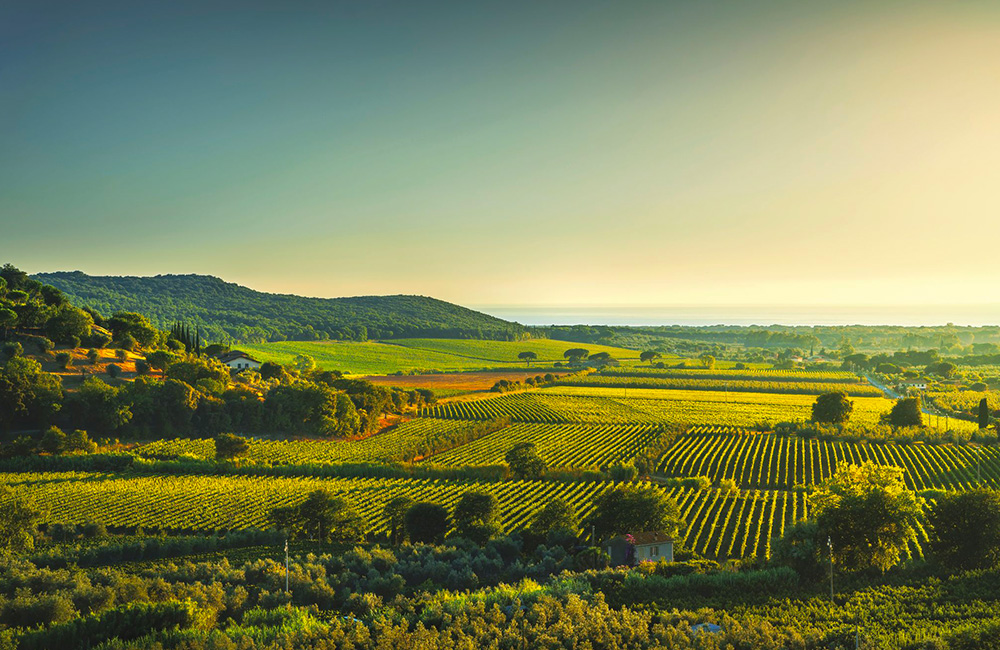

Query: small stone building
[604,531,674,566]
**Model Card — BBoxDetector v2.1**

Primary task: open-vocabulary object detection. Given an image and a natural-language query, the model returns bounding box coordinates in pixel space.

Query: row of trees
[812,390,927,428]
[269,484,684,550]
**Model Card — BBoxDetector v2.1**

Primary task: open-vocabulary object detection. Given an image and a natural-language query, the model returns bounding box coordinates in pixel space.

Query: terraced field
[428,422,664,468]
[423,388,903,428]
[1,472,812,560]
[657,432,999,490]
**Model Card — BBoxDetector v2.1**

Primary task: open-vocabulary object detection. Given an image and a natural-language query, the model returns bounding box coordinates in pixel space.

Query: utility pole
[827,536,834,601]
[284,537,289,594]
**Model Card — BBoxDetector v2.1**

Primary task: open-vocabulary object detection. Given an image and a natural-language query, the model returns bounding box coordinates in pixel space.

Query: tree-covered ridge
[33,271,527,343]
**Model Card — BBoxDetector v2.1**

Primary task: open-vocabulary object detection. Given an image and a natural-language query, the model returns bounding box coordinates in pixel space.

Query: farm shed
[605,531,674,566]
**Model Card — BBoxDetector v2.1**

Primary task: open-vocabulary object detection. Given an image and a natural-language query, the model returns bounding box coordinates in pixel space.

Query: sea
[471,305,1000,328]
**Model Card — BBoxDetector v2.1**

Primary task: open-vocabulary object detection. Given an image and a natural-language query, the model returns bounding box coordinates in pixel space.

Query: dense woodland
[34,271,528,343]
[0,265,433,441]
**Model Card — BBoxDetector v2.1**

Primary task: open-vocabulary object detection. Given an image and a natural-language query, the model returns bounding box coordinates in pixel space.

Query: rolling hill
[33,271,527,343]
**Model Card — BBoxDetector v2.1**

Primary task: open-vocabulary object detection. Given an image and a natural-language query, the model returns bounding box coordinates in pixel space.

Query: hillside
[33,271,527,343]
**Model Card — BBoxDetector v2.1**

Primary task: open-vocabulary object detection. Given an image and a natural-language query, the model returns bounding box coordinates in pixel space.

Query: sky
[3,0,1000,318]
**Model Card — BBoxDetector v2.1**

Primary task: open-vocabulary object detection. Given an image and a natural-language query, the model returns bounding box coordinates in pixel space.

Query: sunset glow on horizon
[4,1,1000,315]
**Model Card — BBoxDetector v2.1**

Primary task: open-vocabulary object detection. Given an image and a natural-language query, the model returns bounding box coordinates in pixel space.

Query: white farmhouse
[218,351,262,371]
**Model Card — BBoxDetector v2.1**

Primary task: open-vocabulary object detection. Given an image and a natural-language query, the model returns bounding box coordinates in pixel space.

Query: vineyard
[554,373,882,396]
[599,367,861,382]
[927,389,1000,413]
[427,422,665,468]
[423,388,901,427]
[657,432,1000,490]
[0,472,812,560]
[137,418,507,464]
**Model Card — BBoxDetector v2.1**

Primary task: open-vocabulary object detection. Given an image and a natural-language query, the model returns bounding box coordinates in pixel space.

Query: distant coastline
[473,304,1000,328]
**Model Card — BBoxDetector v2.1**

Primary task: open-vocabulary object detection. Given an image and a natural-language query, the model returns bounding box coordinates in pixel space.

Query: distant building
[218,350,262,371]
[900,379,928,391]
[604,531,674,566]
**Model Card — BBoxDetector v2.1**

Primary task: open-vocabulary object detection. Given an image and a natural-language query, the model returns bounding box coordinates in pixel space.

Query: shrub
[215,433,251,460]
[106,363,122,378]
[405,502,450,544]
[1,341,22,360]
[55,351,72,369]
[86,348,100,364]
[39,426,67,454]
[36,337,54,354]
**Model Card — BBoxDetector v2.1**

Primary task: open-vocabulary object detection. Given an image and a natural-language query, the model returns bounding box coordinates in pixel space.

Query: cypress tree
[979,397,991,429]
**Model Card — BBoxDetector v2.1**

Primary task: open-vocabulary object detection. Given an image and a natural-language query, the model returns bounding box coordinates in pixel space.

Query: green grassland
[236,338,641,375]
[388,338,642,362]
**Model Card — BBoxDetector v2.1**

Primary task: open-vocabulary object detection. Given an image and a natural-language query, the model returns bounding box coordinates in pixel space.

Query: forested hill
[33,271,527,343]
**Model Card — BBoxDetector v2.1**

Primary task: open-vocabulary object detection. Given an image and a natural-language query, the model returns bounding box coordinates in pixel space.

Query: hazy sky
[3,0,1000,309]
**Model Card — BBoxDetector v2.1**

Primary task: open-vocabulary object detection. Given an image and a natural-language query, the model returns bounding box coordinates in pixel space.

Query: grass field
[364,369,573,392]
[388,338,641,362]
[236,338,640,375]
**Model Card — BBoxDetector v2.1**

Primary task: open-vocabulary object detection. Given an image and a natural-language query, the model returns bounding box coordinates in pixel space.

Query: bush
[888,397,923,427]
[135,360,151,375]
[717,478,739,493]
[607,462,638,482]
[39,426,67,454]
[106,363,122,378]
[115,348,128,361]
[36,337,54,354]
[55,352,72,369]
[406,502,450,544]
[86,348,100,364]
[1,342,22,360]
[90,330,112,349]
[215,433,250,460]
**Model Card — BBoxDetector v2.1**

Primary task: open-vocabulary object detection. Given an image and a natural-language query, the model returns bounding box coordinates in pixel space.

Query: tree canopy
[587,485,684,540]
[34,270,527,343]
[928,489,1000,571]
[812,391,853,424]
[505,442,547,479]
[811,462,924,572]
